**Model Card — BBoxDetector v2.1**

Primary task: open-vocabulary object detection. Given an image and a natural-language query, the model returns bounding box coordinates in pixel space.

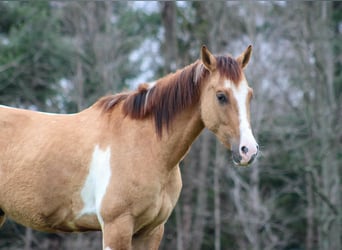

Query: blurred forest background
[0,1,341,250]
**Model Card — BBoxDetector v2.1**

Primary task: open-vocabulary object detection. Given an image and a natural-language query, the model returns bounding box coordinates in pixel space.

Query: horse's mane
[95,56,242,136]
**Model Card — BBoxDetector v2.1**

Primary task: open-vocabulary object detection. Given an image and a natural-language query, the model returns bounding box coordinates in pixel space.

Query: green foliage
[0,2,72,109]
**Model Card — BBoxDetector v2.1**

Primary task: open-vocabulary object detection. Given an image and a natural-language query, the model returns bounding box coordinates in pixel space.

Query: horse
[0,45,258,250]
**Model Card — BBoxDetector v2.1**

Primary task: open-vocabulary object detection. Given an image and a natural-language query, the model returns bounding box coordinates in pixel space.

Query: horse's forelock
[216,56,243,84]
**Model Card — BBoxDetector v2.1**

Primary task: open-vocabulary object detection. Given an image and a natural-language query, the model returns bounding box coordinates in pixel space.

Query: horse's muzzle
[232,144,259,166]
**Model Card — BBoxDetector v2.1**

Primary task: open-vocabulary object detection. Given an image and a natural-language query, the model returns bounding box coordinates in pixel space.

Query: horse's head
[200,45,258,166]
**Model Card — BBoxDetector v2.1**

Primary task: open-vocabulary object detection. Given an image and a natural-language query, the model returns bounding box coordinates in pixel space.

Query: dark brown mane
[95,55,242,136]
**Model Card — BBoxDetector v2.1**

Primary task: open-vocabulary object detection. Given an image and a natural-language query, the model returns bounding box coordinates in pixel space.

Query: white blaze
[232,80,252,138]
[229,80,258,163]
[79,145,112,227]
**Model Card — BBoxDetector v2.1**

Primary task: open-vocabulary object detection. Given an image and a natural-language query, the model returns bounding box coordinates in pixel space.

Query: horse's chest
[133,166,182,233]
[133,188,177,235]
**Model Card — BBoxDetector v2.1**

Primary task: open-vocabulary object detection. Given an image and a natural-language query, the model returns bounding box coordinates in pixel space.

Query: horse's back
[0,105,32,144]
[0,106,70,166]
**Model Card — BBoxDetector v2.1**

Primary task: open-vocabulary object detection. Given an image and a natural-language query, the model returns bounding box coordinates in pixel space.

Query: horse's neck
[160,103,204,168]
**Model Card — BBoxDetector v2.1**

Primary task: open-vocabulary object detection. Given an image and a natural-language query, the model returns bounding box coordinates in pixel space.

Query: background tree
[0,2,72,111]
[0,2,341,250]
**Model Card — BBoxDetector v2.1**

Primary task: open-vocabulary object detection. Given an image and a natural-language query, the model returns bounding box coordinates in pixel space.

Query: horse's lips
[232,153,257,167]
[233,160,250,167]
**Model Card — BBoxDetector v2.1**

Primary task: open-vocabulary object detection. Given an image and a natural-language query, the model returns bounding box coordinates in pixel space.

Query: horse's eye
[216,92,228,104]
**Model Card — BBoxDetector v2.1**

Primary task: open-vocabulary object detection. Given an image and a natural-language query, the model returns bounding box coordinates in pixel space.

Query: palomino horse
[0,45,258,249]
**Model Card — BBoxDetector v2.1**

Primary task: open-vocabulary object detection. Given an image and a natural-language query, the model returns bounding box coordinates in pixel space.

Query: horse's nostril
[241,146,248,154]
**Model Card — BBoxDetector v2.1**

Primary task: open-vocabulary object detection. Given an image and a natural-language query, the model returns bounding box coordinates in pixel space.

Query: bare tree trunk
[311,3,340,250]
[24,228,32,250]
[290,3,341,250]
[192,131,211,250]
[305,171,314,250]
[175,205,184,250]
[160,1,178,73]
[214,141,223,250]
[75,55,84,111]
[179,143,200,250]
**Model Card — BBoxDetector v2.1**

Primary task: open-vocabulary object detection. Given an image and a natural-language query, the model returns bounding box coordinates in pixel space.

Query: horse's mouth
[232,151,257,167]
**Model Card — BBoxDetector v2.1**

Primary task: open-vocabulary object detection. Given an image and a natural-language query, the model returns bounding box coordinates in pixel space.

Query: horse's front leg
[102,214,134,250]
[132,224,164,250]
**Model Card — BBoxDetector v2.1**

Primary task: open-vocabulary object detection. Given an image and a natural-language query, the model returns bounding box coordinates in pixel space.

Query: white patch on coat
[79,145,112,227]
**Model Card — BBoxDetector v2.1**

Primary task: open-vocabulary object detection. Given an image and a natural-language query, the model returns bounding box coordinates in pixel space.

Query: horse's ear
[201,45,216,72]
[236,45,252,69]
